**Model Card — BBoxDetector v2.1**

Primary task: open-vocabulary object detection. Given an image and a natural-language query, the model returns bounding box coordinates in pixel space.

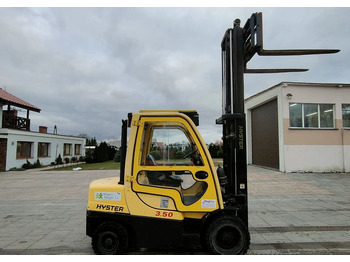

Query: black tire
[92,222,128,255]
[205,216,249,255]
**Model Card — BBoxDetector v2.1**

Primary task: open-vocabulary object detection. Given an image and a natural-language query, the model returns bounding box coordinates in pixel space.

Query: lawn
[212,158,223,167]
[47,160,120,171]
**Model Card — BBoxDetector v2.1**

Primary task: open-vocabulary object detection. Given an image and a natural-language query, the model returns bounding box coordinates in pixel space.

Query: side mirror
[195,171,208,180]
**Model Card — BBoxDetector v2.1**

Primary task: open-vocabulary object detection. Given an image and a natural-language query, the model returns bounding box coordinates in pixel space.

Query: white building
[245,82,350,173]
[0,88,85,171]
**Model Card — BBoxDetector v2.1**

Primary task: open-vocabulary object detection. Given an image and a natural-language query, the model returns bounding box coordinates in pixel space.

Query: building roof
[0,88,41,112]
[245,81,350,103]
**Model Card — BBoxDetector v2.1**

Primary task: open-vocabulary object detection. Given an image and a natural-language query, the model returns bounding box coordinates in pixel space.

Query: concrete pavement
[248,166,350,254]
[0,165,349,255]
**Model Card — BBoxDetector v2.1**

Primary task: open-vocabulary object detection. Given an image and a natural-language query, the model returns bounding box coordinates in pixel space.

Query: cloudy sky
[1,5,349,143]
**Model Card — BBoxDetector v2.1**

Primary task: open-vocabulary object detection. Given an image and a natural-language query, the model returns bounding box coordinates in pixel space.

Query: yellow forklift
[86,13,338,254]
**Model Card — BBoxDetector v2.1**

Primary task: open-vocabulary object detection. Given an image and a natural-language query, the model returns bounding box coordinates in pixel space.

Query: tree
[86,141,117,163]
[113,147,121,162]
[208,142,223,159]
[85,149,95,163]
[208,143,218,158]
[174,150,184,159]
[94,142,109,163]
[86,137,97,146]
[107,146,117,161]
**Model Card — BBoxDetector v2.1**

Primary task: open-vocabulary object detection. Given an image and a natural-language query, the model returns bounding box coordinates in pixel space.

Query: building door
[0,138,7,171]
[251,99,279,169]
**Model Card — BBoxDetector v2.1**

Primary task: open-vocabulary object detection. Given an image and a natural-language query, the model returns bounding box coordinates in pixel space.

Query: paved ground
[0,165,349,255]
[248,166,350,255]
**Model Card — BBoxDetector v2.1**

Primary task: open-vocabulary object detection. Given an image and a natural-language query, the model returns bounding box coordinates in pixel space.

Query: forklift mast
[216,12,339,226]
[216,18,248,225]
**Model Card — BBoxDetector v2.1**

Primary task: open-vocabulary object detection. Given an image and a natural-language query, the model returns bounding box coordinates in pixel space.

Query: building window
[320,104,334,128]
[75,144,81,155]
[343,104,350,128]
[16,142,33,158]
[304,104,319,128]
[289,103,302,127]
[38,143,50,157]
[290,103,335,129]
[64,143,72,156]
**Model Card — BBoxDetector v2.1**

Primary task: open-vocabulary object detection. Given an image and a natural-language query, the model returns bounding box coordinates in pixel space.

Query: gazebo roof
[0,88,41,113]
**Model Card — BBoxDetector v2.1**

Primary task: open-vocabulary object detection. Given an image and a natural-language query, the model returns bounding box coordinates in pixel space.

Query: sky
[1,3,349,144]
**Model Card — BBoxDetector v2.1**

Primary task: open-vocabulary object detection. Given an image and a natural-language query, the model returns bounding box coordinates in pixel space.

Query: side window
[141,123,203,166]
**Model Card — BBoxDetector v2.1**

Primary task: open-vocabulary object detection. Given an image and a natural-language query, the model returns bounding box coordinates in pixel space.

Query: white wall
[344,145,350,172]
[2,129,85,170]
[282,83,350,173]
[284,145,345,173]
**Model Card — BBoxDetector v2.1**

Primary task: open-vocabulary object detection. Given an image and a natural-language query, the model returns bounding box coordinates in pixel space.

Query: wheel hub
[100,232,119,252]
[105,237,113,246]
[217,227,240,249]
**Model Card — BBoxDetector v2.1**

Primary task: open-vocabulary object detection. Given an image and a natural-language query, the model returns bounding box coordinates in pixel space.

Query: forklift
[86,12,338,255]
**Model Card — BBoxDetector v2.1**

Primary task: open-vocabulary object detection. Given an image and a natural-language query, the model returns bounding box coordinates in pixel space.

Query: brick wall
[0,138,7,171]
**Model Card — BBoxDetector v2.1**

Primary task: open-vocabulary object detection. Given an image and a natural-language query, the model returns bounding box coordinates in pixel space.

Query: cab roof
[128,110,199,126]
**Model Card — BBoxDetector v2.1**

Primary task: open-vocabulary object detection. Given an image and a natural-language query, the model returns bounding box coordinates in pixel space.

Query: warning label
[94,192,121,201]
[201,199,216,209]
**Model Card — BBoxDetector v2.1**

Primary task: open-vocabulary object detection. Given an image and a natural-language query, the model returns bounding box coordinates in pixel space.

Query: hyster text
[96,204,124,212]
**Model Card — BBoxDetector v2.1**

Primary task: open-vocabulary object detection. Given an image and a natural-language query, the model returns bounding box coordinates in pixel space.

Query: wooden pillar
[26,109,30,130]
[0,102,3,128]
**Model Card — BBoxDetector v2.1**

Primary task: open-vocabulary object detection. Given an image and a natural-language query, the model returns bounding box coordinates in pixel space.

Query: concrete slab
[0,166,349,254]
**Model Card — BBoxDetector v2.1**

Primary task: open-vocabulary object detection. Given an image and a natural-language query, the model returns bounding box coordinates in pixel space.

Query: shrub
[9,167,26,171]
[55,154,63,165]
[150,151,161,160]
[22,159,32,169]
[32,159,42,168]
[22,159,41,169]
[174,150,185,159]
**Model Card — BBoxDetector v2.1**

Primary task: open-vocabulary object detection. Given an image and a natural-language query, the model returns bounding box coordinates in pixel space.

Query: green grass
[46,158,222,171]
[47,160,120,171]
[212,158,223,167]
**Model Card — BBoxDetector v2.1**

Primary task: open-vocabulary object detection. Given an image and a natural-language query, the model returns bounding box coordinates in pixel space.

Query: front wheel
[92,222,128,255]
[205,216,249,255]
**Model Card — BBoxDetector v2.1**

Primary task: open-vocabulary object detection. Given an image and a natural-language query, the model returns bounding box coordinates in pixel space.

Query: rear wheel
[205,216,249,255]
[92,222,128,255]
